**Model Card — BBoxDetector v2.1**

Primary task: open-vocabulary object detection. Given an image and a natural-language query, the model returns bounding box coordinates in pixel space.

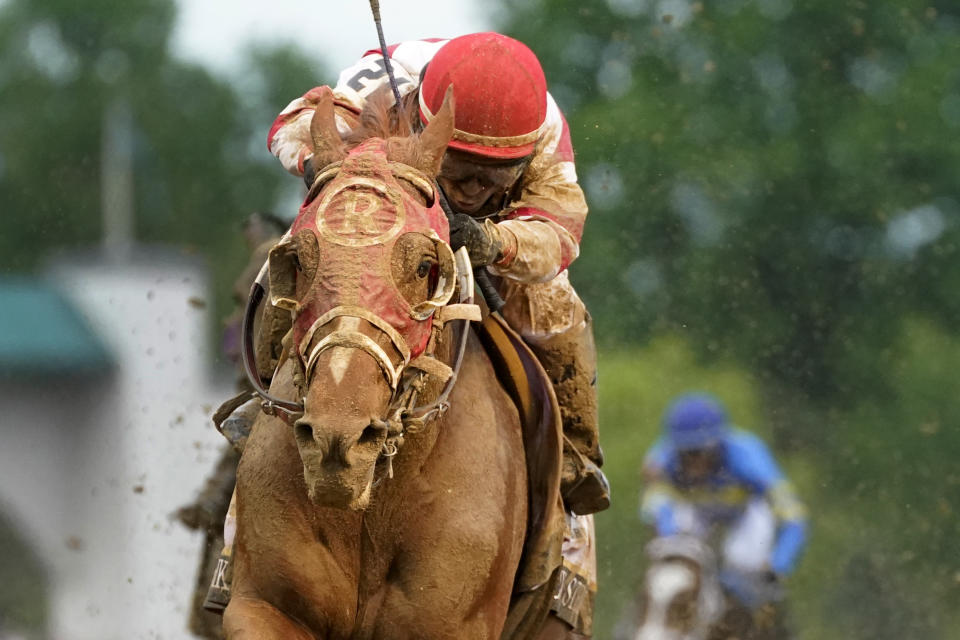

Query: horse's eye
[416,259,433,279]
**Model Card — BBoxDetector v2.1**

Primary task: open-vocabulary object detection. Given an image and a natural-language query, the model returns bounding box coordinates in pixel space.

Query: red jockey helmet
[419,32,548,160]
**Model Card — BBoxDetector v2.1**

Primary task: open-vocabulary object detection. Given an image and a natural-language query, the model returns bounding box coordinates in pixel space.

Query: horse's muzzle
[293,416,388,509]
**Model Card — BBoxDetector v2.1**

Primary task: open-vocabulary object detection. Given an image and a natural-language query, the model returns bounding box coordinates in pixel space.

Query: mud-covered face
[678,448,721,484]
[265,86,459,510]
[437,148,528,217]
[270,140,455,369]
[268,141,458,510]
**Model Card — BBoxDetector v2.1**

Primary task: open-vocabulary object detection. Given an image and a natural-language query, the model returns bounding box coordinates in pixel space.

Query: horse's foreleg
[223,596,315,640]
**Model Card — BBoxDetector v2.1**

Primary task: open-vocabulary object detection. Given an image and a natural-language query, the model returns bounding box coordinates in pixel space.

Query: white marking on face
[327,318,361,384]
[635,563,698,640]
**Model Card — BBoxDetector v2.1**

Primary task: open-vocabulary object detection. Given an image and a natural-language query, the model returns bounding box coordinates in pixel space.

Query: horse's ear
[310,87,347,167]
[418,85,455,178]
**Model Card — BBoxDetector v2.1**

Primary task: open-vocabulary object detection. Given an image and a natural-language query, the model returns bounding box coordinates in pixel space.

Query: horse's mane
[344,88,427,172]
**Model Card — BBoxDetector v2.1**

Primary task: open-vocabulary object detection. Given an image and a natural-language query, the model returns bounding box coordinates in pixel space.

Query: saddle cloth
[474,312,597,638]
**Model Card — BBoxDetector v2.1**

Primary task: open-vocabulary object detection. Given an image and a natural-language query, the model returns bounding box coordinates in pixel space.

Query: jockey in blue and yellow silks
[640,392,808,605]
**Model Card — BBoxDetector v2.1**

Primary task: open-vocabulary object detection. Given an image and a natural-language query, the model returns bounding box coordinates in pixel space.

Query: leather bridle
[240,245,480,478]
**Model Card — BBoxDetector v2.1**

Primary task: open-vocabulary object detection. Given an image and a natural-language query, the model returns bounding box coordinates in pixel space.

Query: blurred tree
[501,0,960,407]
[0,0,323,315]
[0,512,47,636]
[491,0,960,637]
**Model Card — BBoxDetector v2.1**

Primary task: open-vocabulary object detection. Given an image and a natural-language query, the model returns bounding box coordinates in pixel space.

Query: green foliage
[0,511,47,636]
[0,0,323,321]
[595,333,960,639]
[507,0,960,401]
[787,318,960,638]
[491,0,960,636]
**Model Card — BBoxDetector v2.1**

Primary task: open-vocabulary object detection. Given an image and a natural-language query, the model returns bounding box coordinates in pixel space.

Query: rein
[368,257,477,479]
[241,260,304,423]
[435,187,507,313]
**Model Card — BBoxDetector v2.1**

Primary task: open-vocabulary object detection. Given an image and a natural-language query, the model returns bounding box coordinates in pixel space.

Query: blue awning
[0,278,113,377]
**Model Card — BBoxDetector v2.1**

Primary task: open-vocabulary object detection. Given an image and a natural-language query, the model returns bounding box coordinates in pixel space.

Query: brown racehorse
[222,88,575,639]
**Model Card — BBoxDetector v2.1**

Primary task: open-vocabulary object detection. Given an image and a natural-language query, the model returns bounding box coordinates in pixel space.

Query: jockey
[639,392,808,606]
[265,32,609,515]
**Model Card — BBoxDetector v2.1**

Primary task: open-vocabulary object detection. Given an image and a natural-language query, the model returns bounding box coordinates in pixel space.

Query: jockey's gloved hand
[303,155,317,189]
[449,213,504,267]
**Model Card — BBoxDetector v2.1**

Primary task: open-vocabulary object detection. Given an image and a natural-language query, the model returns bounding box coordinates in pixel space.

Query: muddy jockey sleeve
[639,432,809,576]
[266,38,589,285]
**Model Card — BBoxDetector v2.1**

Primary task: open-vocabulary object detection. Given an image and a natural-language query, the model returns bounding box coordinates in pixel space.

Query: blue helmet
[663,392,729,451]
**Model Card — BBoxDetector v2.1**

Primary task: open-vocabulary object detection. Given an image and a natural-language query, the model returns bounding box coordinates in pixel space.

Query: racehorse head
[267,86,459,510]
[634,535,725,640]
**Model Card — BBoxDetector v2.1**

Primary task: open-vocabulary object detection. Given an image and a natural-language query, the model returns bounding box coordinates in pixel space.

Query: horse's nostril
[293,421,314,445]
[358,421,388,447]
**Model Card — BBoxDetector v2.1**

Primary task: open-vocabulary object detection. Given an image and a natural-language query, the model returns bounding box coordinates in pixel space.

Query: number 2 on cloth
[346,58,411,96]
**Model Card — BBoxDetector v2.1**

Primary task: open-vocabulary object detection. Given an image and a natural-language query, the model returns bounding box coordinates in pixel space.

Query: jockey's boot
[219,395,261,453]
[527,314,610,515]
[212,390,263,454]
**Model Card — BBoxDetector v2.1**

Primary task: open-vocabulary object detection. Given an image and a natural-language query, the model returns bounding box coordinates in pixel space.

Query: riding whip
[366,1,506,314]
[368,0,404,108]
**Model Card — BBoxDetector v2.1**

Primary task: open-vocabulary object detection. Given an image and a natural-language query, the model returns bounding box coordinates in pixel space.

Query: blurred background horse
[633,535,724,640]
[633,535,790,640]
